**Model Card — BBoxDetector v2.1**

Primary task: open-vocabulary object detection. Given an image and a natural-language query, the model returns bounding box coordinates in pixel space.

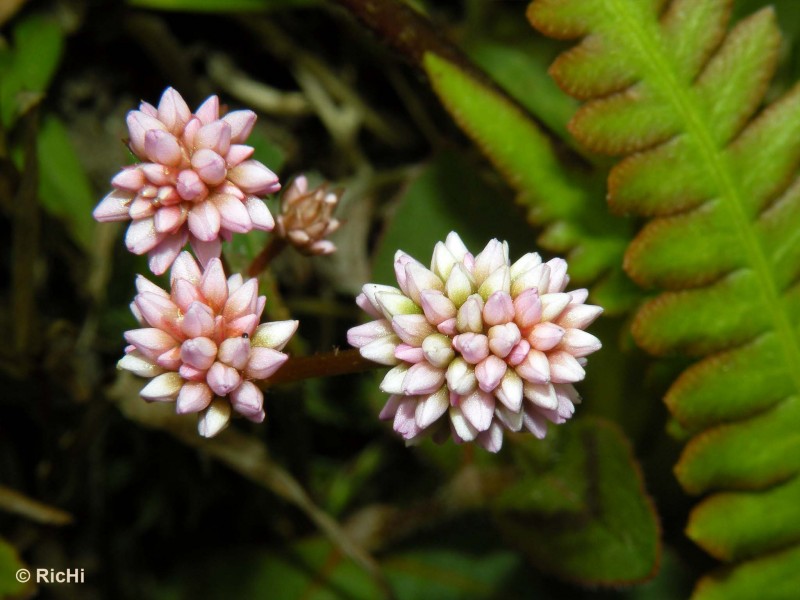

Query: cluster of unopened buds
[347,233,602,452]
[95,87,602,449]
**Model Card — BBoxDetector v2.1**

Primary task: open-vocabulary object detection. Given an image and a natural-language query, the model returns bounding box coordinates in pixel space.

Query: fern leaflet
[529,0,800,596]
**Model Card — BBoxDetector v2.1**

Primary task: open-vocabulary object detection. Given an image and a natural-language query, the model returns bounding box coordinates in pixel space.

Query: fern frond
[529,0,800,595]
[422,54,639,315]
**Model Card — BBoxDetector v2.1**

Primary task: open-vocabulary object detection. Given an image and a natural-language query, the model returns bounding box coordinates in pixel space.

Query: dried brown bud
[275,175,341,256]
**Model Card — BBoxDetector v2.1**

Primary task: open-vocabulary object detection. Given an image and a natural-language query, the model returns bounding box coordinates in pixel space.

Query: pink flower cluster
[93,88,280,275]
[118,252,298,437]
[347,232,602,452]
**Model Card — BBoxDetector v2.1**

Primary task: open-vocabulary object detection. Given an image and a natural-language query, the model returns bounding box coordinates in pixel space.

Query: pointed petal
[456,294,484,333]
[139,372,183,401]
[421,333,455,368]
[522,405,549,438]
[125,218,165,254]
[181,301,215,338]
[176,381,213,414]
[379,394,403,421]
[188,201,221,242]
[170,251,202,285]
[222,109,257,143]
[191,148,227,186]
[111,167,145,191]
[549,351,586,383]
[223,278,258,321]
[180,337,217,371]
[226,144,255,167]
[516,349,550,384]
[483,291,514,326]
[144,129,183,166]
[477,421,504,452]
[206,361,242,396]
[117,351,165,377]
[391,314,435,346]
[496,369,523,411]
[460,389,495,431]
[415,387,449,428]
[556,303,603,329]
[358,336,400,365]
[379,364,408,394]
[246,347,289,379]
[148,230,187,276]
[229,381,265,422]
[93,189,134,222]
[402,362,445,395]
[524,382,558,410]
[475,355,507,393]
[189,236,222,267]
[558,328,602,357]
[252,320,298,351]
[197,398,231,438]
[177,169,208,202]
[195,120,231,155]
[449,406,478,441]
[213,193,252,234]
[157,87,191,132]
[540,293,571,322]
[217,337,250,370]
[198,258,228,311]
[227,160,280,195]
[245,196,275,230]
[347,320,393,348]
[445,357,476,395]
[529,322,565,352]
[393,397,422,440]
[194,95,220,124]
[452,333,489,365]
[126,110,167,157]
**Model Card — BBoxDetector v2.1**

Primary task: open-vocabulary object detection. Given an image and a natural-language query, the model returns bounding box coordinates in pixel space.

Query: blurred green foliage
[3,0,799,598]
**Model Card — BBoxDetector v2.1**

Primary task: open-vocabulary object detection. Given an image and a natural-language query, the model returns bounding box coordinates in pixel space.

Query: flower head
[275,175,341,256]
[118,251,298,437]
[93,87,281,275]
[347,232,602,452]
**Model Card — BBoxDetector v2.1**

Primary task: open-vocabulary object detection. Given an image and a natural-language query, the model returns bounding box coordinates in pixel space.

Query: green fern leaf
[422,52,640,314]
[529,0,800,594]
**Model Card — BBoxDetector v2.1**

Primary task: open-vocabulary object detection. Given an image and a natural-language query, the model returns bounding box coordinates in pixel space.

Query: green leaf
[465,40,578,141]
[693,544,800,600]
[422,52,637,314]
[529,0,800,592]
[0,537,34,599]
[126,0,317,11]
[493,418,660,585]
[0,13,64,128]
[36,115,97,252]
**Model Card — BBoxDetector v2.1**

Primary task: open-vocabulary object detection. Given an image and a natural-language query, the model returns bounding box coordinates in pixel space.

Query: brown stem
[260,348,378,388]
[248,236,288,277]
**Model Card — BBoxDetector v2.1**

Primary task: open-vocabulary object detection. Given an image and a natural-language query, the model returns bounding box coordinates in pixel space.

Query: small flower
[347,232,602,452]
[93,87,281,275]
[118,251,298,437]
[275,175,341,256]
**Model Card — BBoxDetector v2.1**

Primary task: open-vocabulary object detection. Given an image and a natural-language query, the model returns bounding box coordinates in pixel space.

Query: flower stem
[248,236,288,277]
[261,348,378,387]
